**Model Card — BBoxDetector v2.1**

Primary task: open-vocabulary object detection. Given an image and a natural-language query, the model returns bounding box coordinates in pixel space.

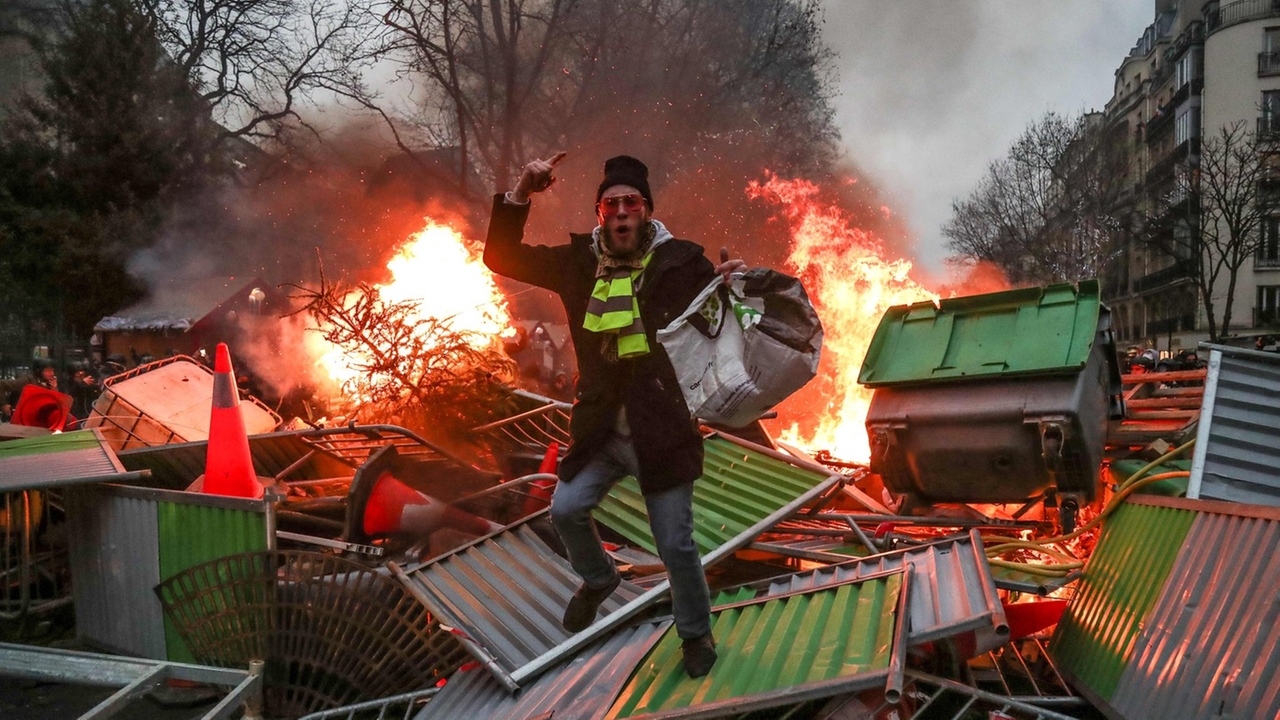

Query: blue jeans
[550,432,712,640]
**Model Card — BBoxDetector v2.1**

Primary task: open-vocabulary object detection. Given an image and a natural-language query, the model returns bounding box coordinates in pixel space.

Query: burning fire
[310,218,513,390]
[749,174,936,462]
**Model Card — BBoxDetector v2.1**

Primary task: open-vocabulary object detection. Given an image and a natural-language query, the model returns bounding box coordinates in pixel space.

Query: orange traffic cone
[12,385,73,431]
[202,343,263,499]
[346,445,501,544]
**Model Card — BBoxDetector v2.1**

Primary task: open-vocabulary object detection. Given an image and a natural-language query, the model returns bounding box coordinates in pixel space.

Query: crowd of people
[0,357,115,427]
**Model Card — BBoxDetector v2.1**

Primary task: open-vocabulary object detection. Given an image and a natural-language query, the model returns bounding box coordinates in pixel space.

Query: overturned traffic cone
[201,343,263,499]
[521,441,560,516]
[12,385,73,431]
[1001,598,1069,641]
[346,445,502,544]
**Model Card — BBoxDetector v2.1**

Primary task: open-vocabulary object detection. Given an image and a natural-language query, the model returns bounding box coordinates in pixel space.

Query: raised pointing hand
[512,152,568,203]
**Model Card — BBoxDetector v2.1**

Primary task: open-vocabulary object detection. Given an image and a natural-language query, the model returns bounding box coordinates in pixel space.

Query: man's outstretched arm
[483,152,571,290]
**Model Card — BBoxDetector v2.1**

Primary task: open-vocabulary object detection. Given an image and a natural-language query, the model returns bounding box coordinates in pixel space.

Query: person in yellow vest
[484,153,743,678]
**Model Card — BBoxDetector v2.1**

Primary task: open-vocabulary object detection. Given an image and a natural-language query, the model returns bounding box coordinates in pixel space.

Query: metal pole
[884,565,911,704]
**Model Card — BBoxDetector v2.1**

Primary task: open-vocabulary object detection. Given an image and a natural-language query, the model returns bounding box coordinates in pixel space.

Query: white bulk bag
[658,268,822,427]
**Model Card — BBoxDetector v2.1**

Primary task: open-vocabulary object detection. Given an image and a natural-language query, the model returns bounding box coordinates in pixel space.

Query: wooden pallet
[1106,369,1206,449]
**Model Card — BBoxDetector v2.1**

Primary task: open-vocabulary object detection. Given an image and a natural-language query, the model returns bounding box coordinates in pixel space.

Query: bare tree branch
[284,256,517,437]
[944,111,1131,286]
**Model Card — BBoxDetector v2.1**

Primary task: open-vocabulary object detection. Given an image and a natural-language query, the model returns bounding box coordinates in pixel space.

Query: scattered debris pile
[3,296,1280,720]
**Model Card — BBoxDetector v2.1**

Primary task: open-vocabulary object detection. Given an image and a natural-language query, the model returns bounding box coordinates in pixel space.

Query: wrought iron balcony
[1208,0,1280,34]
[1134,259,1199,293]
[1145,139,1198,183]
[1259,114,1280,138]
[1262,52,1280,76]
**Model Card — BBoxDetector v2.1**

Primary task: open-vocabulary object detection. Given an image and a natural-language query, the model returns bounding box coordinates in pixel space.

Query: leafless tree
[376,0,839,198]
[1159,120,1274,340]
[944,111,1131,286]
[140,0,382,147]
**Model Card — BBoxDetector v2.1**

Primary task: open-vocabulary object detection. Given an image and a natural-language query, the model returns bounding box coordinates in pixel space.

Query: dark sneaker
[681,633,717,678]
[562,573,621,632]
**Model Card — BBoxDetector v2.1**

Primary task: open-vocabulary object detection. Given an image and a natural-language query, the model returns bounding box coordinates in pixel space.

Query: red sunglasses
[598,193,646,216]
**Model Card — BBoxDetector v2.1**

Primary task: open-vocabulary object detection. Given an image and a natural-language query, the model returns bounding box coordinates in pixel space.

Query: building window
[1175,106,1200,147]
[1262,29,1280,75]
[1267,27,1280,53]
[1261,218,1280,267]
[1258,285,1280,326]
[1263,91,1280,135]
[1175,48,1202,88]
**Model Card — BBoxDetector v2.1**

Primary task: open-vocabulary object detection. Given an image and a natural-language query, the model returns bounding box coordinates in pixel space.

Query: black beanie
[596,155,653,210]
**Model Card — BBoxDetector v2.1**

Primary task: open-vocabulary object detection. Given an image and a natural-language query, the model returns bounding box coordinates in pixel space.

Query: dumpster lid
[858,280,1102,387]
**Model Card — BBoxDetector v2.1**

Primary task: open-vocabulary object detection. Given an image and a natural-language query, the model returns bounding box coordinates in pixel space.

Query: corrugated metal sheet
[1050,499,1198,703]
[397,439,839,691]
[395,519,646,687]
[415,622,670,720]
[157,498,271,663]
[116,425,462,487]
[0,429,136,491]
[118,431,345,486]
[1109,498,1280,720]
[65,486,167,659]
[606,573,902,719]
[725,531,1007,650]
[1189,345,1280,505]
[64,484,272,661]
[594,434,839,555]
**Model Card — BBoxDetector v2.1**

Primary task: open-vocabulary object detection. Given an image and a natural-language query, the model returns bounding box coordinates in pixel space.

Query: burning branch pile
[288,263,515,437]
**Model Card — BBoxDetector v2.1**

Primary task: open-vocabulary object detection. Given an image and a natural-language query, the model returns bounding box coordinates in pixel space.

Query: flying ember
[749,174,936,462]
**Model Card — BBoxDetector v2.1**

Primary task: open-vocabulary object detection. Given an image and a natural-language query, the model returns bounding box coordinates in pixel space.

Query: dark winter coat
[483,195,717,495]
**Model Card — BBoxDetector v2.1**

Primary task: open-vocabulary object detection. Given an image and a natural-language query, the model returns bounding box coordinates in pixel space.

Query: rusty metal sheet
[414,622,670,720]
[1109,497,1280,720]
[1189,344,1280,505]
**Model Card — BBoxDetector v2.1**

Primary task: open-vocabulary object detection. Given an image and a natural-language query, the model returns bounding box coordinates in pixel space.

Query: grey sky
[821,1,1153,277]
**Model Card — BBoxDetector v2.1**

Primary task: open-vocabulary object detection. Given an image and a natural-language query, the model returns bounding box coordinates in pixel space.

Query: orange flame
[310,218,513,391]
[749,174,936,462]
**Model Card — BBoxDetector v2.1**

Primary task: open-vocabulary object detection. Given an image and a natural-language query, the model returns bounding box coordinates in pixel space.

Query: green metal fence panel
[0,429,101,459]
[594,436,834,555]
[158,501,269,662]
[607,574,901,719]
[1050,500,1195,702]
[859,280,1101,387]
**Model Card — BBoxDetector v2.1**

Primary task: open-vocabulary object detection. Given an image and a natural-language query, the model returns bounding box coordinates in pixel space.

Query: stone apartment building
[1104,0,1280,352]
